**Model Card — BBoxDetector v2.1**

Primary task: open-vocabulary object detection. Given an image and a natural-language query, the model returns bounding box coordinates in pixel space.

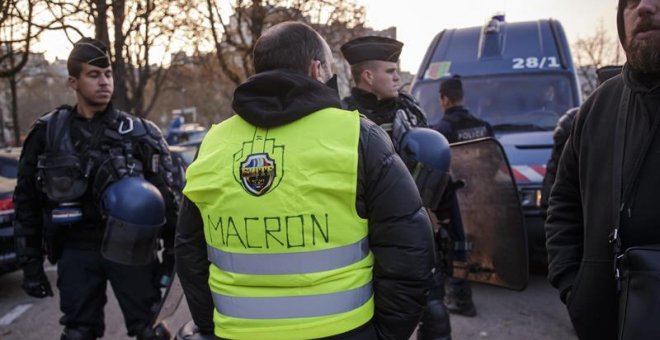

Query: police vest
[183,107,374,339]
[36,107,149,205]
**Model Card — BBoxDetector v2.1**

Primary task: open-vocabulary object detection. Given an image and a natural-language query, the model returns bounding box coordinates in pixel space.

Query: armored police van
[411,15,581,265]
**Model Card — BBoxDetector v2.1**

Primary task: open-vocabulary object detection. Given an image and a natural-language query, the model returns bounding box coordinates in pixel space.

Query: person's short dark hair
[439,75,463,103]
[253,22,327,74]
[350,60,378,84]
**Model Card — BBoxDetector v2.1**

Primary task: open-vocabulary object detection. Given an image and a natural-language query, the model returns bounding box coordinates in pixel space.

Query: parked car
[0,147,21,275]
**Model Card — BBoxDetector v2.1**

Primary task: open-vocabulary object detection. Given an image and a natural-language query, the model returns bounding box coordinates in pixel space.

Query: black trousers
[57,248,161,338]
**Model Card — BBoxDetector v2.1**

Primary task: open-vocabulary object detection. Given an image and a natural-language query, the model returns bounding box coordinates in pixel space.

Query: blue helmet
[100,176,166,265]
[401,127,451,172]
[400,128,452,209]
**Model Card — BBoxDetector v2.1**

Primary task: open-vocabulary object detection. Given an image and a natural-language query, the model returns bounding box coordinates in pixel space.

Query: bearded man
[545,0,660,339]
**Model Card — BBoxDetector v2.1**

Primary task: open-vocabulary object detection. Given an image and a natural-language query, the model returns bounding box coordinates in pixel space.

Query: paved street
[0,265,576,340]
[445,272,577,340]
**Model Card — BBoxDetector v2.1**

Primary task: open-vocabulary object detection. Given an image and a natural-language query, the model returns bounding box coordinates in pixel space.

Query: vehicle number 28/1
[512,56,561,69]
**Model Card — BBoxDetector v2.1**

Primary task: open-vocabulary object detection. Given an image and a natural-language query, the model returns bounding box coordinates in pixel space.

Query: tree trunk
[0,96,5,146]
[111,0,129,111]
[9,74,20,146]
[94,0,111,50]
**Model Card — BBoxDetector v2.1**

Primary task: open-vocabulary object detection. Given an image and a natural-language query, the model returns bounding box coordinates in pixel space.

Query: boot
[444,277,476,317]
[61,326,98,340]
[417,298,451,340]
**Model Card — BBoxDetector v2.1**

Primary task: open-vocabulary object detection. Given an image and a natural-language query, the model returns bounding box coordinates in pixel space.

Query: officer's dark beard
[626,27,660,74]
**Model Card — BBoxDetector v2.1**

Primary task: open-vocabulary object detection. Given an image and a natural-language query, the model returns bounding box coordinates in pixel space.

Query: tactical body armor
[15,105,179,264]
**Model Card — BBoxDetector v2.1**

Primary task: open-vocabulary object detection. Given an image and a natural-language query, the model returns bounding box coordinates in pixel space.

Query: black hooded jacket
[175,70,435,340]
[545,60,660,340]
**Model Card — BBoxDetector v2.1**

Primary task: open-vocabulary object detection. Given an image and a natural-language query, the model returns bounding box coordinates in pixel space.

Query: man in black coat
[545,1,660,339]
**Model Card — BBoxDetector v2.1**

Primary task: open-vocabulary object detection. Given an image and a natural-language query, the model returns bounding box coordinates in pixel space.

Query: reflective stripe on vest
[212,282,372,319]
[207,237,369,275]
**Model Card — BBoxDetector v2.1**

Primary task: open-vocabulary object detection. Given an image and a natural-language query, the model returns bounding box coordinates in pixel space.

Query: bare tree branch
[572,18,625,98]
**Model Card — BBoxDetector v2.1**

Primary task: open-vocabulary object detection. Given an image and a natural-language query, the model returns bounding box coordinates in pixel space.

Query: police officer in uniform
[432,75,494,317]
[340,36,427,146]
[13,38,181,340]
[433,75,494,143]
[341,36,451,340]
[176,22,435,340]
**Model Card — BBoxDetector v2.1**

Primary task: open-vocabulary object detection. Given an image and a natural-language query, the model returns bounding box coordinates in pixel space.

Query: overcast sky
[35,0,620,73]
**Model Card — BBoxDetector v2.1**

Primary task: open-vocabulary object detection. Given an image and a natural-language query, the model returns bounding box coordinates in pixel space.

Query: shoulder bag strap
[611,87,660,290]
[611,88,629,283]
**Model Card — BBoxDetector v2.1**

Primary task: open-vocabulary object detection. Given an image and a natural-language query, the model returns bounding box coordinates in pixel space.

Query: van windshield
[414,74,575,132]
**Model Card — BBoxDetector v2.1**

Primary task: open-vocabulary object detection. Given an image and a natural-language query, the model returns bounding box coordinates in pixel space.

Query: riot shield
[450,137,528,291]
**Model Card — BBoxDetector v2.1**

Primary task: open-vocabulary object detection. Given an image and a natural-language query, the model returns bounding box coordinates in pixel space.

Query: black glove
[435,225,454,277]
[159,248,175,287]
[21,259,53,298]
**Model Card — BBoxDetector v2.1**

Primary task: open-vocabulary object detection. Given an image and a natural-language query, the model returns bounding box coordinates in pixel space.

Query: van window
[415,74,575,132]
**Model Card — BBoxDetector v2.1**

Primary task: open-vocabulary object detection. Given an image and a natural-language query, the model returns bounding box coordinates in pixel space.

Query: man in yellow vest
[175,21,436,339]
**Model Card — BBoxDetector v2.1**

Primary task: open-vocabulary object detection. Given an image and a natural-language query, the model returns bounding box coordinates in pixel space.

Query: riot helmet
[101,176,166,265]
[400,128,452,209]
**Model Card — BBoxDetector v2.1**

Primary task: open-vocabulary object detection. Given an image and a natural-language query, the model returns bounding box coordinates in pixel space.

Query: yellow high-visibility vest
[183,107,373,339]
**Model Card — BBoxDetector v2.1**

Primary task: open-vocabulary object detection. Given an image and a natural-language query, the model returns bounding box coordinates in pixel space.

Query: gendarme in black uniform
[13,38,181,340]
[432,75,493,145]
[340,35,450,340]
[432,76,493,318]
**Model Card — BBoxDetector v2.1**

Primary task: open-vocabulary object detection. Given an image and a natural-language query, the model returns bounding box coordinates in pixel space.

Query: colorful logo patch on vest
[233,128,284,196]
[240,153,276,196]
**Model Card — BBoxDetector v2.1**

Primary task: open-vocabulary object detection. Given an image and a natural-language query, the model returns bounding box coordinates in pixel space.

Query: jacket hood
[623,64,660,93]
[232,69,341,128]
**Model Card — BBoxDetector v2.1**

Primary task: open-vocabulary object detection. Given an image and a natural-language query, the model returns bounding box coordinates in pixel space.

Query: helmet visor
[101,216,163,265]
